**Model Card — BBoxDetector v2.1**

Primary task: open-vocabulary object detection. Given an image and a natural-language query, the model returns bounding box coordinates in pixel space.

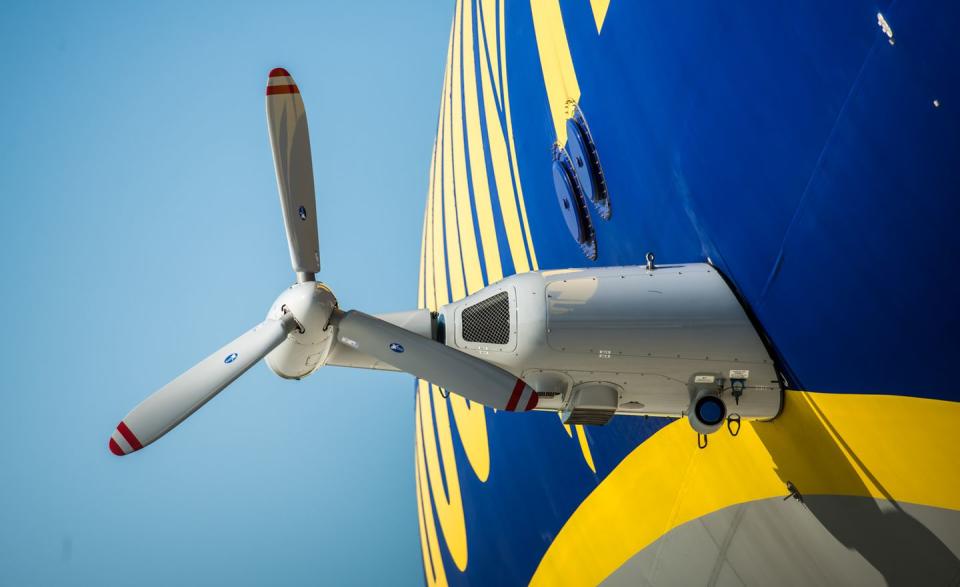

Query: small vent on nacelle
[461,292,510,344]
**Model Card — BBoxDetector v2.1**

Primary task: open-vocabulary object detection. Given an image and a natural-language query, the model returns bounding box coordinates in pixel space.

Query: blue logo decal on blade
[298,206,307,221]
[224,353,238,364]
[389,343,404,353]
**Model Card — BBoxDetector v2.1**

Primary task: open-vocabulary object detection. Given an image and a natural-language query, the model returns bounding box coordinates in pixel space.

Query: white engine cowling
[436,264,783,428]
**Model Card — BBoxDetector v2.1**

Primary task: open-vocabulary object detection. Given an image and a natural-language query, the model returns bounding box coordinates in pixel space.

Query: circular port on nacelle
[689,393,726,434]
[696,395,725,425]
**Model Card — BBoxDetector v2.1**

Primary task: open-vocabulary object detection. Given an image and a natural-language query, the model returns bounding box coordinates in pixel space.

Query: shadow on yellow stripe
[531,390,960,585]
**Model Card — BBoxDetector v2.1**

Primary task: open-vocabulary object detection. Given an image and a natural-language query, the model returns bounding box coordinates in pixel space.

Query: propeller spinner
[108,68,537,456]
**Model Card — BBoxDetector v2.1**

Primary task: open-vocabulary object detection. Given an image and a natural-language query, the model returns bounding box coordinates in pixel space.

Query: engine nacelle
[435,263,783,426]
[265,282,338,379]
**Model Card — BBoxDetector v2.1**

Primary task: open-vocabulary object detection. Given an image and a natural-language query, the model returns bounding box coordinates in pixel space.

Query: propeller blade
[335,310,538,412]
[266,67,321,280]
[108,314,297,456]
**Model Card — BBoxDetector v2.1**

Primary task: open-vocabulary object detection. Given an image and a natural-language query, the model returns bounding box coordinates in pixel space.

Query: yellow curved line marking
[418,152,430,308]
[414,389,447,585]
[500,0,538,270]
[415,397,448,586]
[448,0,493,483]
[449,395,491,482]
[530,0,581,144]
[432,90,449,309]
[419,381,469,571]
[573,424,597,473]
[497,0,507,110]
[416,5,495,574]
[443,8,467,303]
[429,16,454,313]
[464,0,504,284]
[558,415,596,472]
[590,0,611,33]
[530,391,960,586]
[416,2,599,580]
[480,0,502,108]
[477,1,530,274]
[451,0,485,296]
[421,43,441,312]
[422,99,439,312]
[417,19,460,585]
[424,159,437,311]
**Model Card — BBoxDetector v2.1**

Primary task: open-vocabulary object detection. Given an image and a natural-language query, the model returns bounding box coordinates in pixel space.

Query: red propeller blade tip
[108,438,125,456]
[269,67,291,78]
[524,389,539,411]
[115,421,144,452]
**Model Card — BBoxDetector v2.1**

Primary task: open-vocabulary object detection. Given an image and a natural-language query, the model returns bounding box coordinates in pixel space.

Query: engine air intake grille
[462,292,510,344]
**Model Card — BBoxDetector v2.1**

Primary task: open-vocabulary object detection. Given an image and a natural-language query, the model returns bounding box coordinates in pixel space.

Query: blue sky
[0,2,452,584]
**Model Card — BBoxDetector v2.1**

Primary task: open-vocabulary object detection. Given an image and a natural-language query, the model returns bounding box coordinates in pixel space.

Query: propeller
[266,67,321,281]
[108,68,537,456]
[335,310,537,412]
[109,315,298,455]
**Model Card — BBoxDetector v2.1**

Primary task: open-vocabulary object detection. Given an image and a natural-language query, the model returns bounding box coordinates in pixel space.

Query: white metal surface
[562,383,621,425]
[324,309,432,371]
[544,268,767,362]
[437,264,782,426]
[266,68,321,277]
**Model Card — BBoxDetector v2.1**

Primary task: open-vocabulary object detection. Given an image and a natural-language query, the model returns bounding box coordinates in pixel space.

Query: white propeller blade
[335,310,539,412]
[108,314,297,455]
[266,67,321,279]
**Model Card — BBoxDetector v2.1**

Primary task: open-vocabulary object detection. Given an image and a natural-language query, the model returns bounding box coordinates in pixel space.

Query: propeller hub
[268,281,337,341]
[264,281,338,379]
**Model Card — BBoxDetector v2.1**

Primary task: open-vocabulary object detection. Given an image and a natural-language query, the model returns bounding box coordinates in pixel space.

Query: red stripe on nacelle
[524,390,539,411]
[505,379,525,411]
[116,421,143,451]
[108,438,125,456]
[266,84,299,95]
[269,67,291,78]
